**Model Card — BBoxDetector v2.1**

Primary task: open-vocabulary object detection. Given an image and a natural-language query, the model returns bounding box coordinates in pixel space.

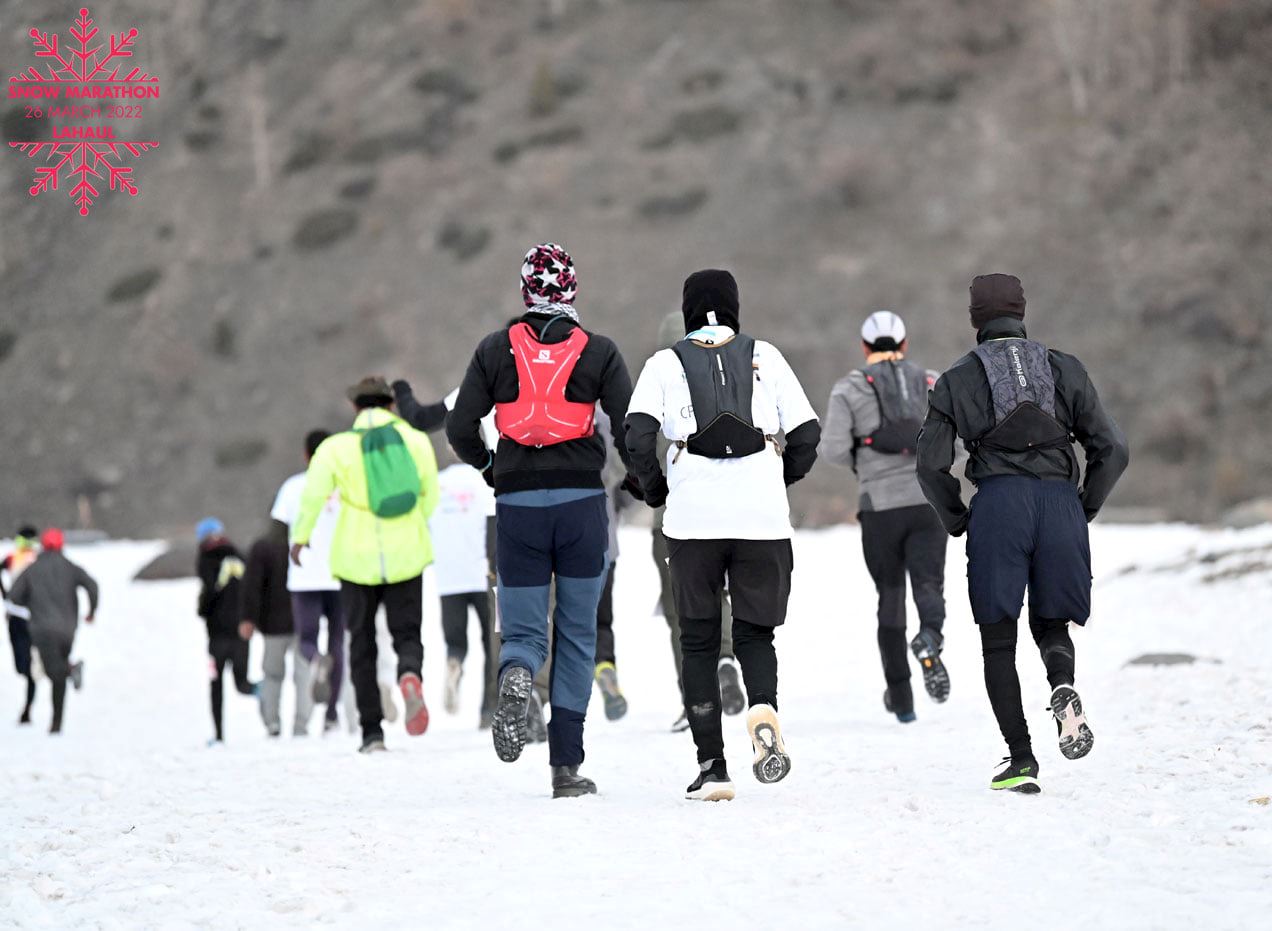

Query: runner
[240,520,298,737]
[429,460,498,727]
[271,429,346,734]
[291,377,440,753]
[916,274,1129,793]
[5,528,97,735]
[447,242,635,798]
[625,269,820,800]
[2,525,41,724]
[821,310,951,722]
[195,518,255,743]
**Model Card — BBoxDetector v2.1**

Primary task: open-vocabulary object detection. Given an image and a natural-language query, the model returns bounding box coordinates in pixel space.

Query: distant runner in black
[916,274,1129,794]
[821,311,950,723]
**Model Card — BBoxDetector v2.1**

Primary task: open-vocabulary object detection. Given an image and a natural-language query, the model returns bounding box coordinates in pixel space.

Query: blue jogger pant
[496,488,608,767]
[966,476,1092,626]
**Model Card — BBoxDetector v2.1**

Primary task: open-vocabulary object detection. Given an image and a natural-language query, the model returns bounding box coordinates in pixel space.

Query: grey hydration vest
[853,359,932,460]
[671,334,769,459]
[971,339,1071,452]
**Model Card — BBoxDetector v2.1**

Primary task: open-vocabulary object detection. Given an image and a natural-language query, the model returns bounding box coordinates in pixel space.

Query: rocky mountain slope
[2,0,1270,537]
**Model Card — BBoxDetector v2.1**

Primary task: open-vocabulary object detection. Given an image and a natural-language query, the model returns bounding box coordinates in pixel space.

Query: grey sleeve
[819,380,858,469]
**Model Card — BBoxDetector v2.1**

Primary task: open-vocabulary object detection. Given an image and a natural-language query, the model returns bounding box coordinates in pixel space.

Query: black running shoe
[358,734,387,754]
[551,765,597,799]
[717,657,746,716]
[990,756,1041,793]
[910,629,950,703]
[492,666,532,762]
[1050,685,1094,760]
[686,759,736,801]
[883,685,917,723]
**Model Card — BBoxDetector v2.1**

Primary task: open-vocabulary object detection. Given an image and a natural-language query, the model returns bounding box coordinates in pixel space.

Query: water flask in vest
[495,322,596,447]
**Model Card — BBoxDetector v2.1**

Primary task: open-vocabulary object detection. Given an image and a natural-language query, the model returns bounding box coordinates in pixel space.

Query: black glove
[391,379,412,401]
[481,463,495,488]
[643,474,669,510]
[948,512,969,538]
[619,473,645,502]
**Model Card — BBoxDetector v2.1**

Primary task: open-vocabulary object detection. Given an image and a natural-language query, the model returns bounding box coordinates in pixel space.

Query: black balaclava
[682,269,740,333]
[969,274,1026,330]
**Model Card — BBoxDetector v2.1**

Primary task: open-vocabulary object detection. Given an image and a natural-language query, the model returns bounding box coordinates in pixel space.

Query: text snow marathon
[8,84,160,99]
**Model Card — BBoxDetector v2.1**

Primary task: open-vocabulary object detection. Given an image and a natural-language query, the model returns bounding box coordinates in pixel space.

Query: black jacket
[241,529,294,637]
[916,317,1130,536]
[392,382,448,434]
[196,539,245,641]
[446,314,634,494]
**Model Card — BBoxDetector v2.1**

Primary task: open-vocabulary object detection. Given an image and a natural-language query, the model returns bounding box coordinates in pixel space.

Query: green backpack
[355,423,420,518]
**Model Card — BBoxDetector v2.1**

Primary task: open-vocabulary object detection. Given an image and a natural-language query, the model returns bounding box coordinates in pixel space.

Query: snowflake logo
[7,7,160,216]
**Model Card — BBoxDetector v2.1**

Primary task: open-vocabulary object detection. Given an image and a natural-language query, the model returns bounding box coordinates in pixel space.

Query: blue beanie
[195,517,225,544]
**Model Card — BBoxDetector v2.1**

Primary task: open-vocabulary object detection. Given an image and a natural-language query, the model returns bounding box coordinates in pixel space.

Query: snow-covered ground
[2,524,1270,930]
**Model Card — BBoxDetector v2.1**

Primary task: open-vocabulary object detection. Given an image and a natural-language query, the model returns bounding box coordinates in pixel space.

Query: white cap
[861,310,906,347]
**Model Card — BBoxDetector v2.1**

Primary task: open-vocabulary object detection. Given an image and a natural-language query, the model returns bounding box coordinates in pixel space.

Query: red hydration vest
[495,323,596,447]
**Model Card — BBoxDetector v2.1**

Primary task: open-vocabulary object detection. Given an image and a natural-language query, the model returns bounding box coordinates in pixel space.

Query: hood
[975,316,1028,344]
[682,269,740,333]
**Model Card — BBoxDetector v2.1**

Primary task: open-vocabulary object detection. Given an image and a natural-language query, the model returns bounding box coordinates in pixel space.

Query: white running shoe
[746,703,791,785]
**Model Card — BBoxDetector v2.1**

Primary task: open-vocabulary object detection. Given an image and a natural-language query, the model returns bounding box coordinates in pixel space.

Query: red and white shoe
[399,673,430,736]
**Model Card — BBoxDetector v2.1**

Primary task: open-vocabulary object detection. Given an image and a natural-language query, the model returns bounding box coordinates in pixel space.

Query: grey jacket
[821,361,942,513]
[7,550,98,639]
[596,406,624,561]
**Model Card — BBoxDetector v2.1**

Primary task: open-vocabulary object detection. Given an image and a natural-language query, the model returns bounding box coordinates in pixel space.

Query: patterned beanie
[520,243,578,317]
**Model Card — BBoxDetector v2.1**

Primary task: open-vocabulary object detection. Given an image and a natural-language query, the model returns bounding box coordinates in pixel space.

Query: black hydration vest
[672,334,768,459]
[971,339,1071,452]
[853,359,932,459]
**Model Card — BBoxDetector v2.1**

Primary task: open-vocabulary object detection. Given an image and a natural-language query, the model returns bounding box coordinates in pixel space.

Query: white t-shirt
[428,464,494,596]
[444,386,498,516]
[627,335,818,541]
[271,472,341,592]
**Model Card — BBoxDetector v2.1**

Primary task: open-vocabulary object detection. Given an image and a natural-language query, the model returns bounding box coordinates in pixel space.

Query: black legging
[980,616,1076,760]
[681,616,777,763]
[860,504,947,696]
[21,675,35,720]
[593,562,617,666]
[440,589,497,715]
[209,637,253,742]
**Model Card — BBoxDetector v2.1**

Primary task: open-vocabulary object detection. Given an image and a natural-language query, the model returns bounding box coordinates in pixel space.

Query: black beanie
[969,274,1026,329]
[682,269,740,333]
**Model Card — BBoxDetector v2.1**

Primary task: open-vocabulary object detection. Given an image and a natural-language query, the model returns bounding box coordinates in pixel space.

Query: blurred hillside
[1,0,1270,539]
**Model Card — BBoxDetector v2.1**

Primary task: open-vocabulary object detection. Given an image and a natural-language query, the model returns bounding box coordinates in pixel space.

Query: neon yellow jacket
[291,409,440,586]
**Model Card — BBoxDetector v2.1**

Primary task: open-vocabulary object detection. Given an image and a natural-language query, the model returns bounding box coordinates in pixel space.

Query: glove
[619,473,645,502]
[643,474,669,510]
[481,463,496,488]
[948,512,970,538]
[391,379,412,400]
